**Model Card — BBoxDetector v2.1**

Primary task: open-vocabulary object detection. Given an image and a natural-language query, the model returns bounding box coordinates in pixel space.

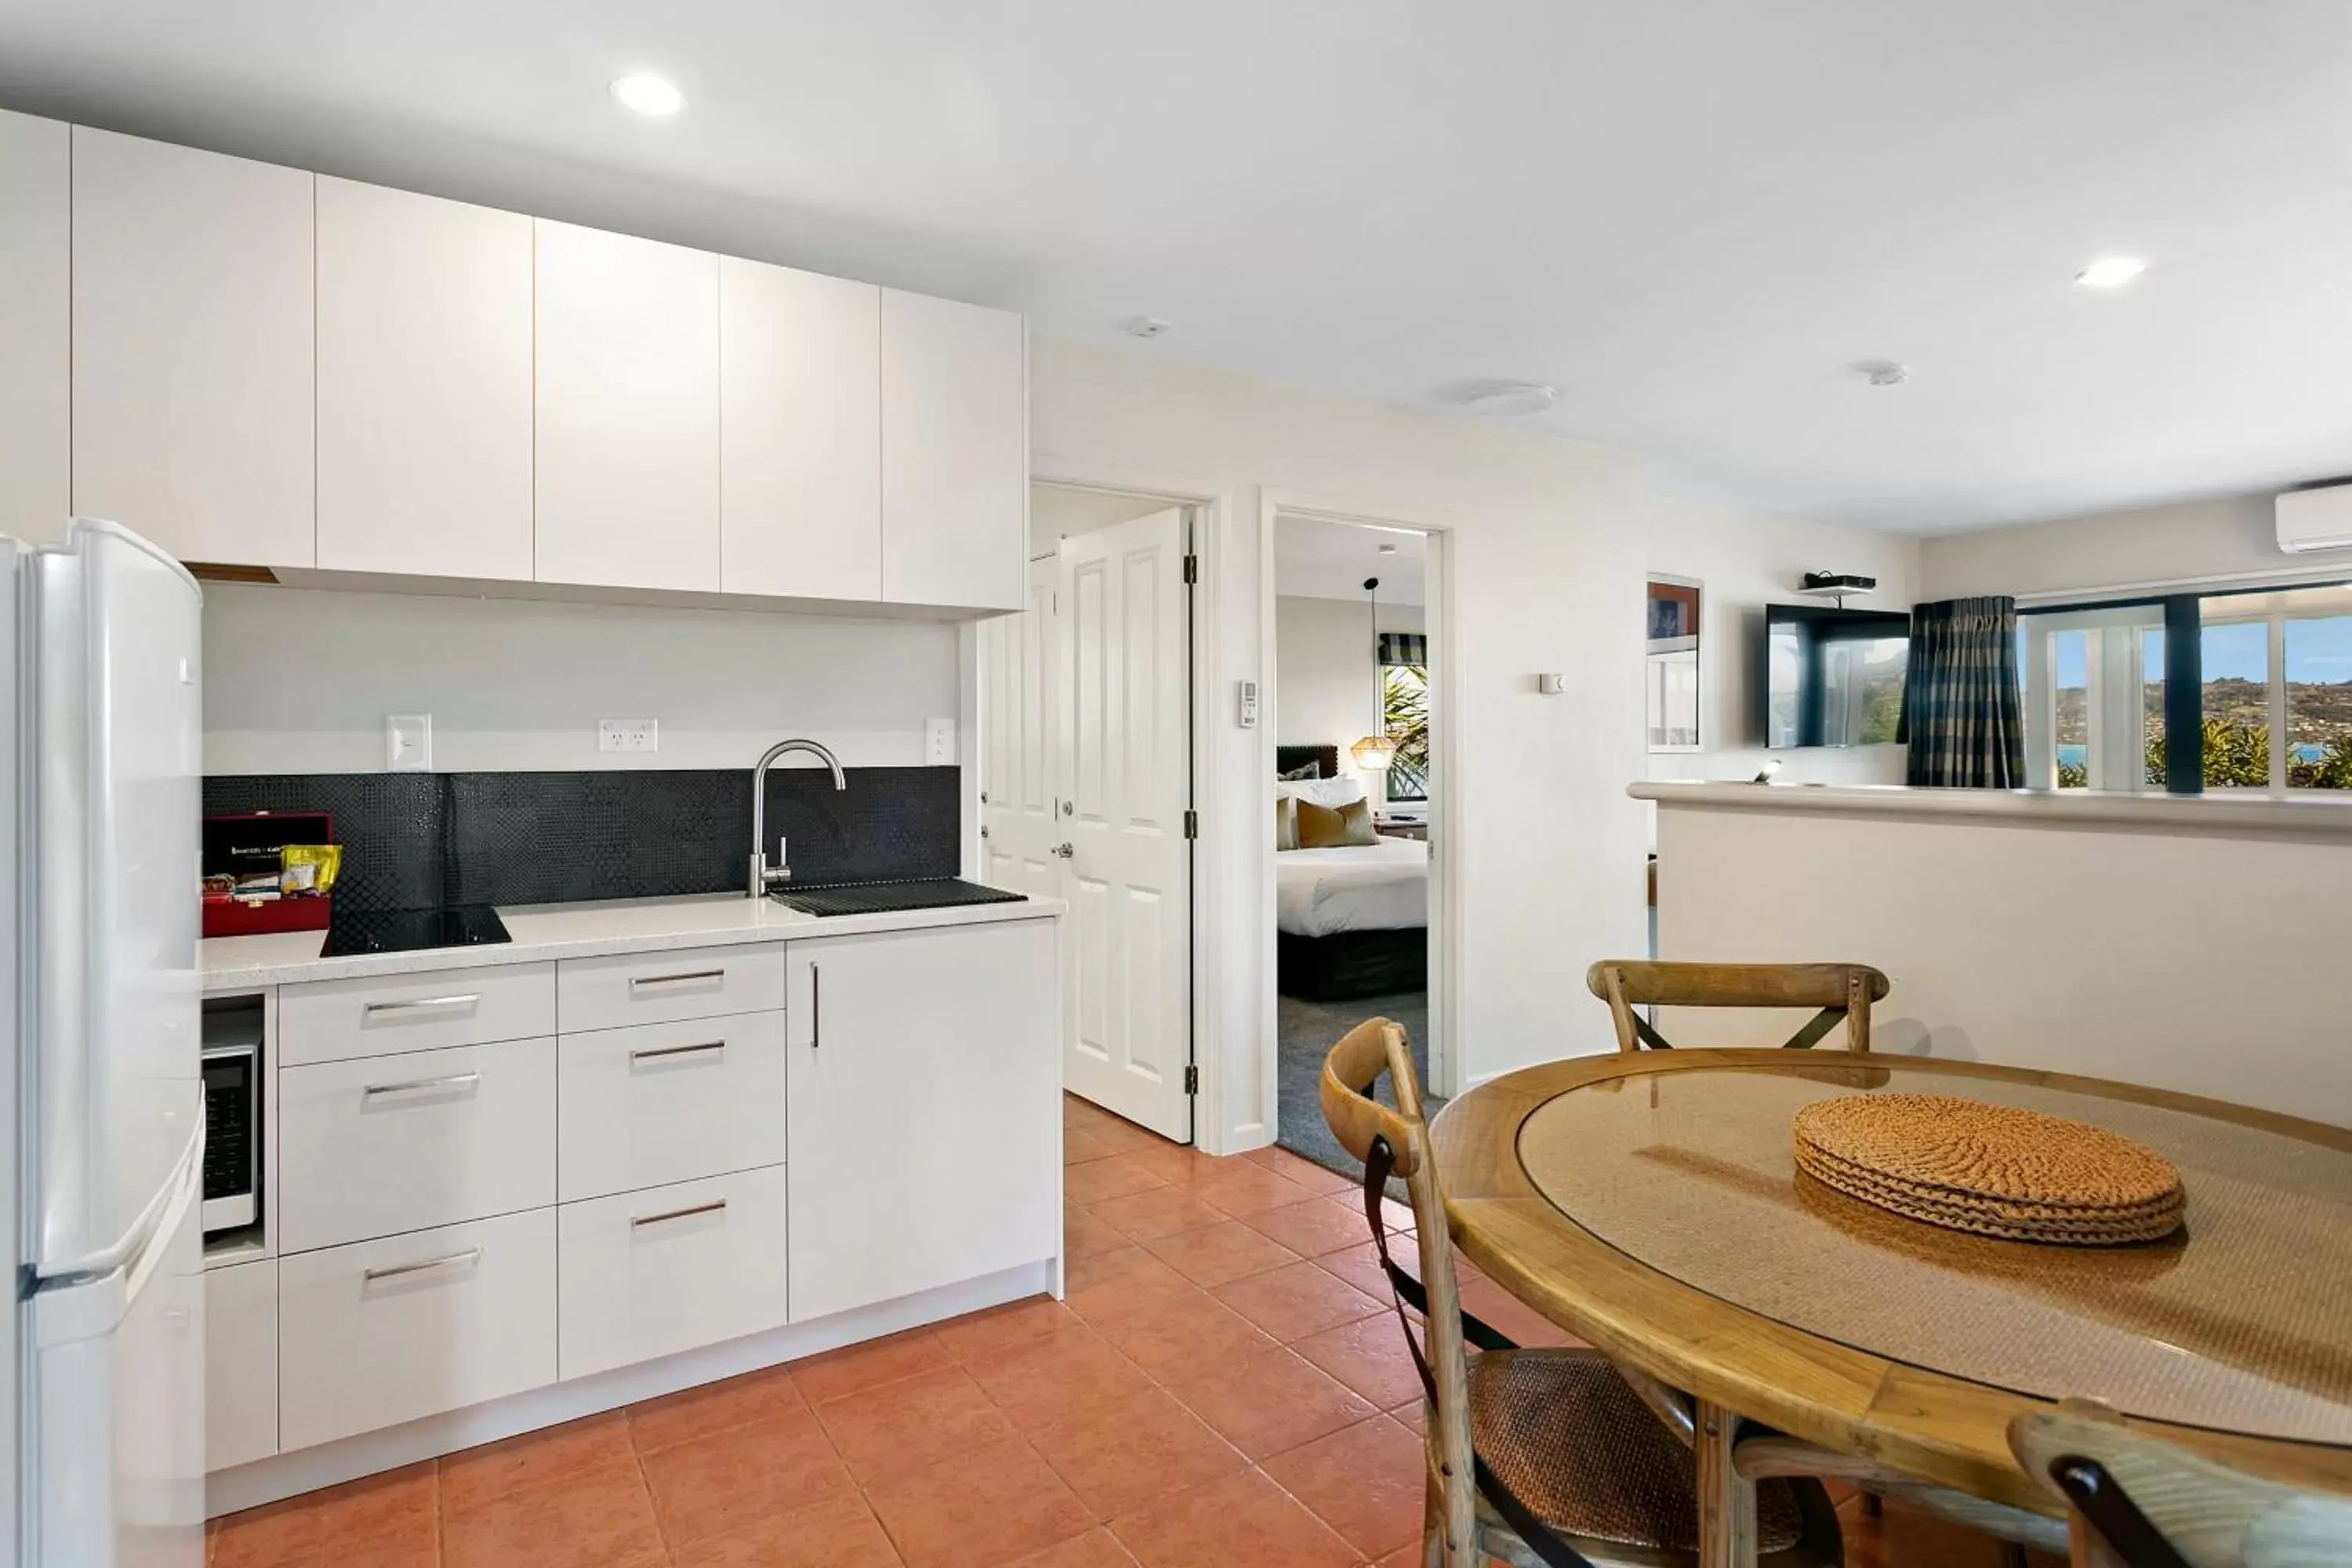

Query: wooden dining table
[1428,1048,2352,1567]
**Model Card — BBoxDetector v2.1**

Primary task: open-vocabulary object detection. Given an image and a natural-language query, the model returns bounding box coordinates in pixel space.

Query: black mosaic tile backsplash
[201,766,960,913]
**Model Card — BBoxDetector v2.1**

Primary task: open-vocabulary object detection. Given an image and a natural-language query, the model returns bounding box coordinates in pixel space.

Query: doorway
[982,483,1197,1142]
[1265,510,1447,1174]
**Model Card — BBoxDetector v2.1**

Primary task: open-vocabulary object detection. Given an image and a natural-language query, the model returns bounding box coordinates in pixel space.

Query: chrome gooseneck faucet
[749,739,848,896]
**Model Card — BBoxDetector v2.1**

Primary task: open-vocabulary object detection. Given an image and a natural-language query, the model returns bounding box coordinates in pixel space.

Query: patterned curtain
[1900,597,2025,787]
[1377,632,1428,666]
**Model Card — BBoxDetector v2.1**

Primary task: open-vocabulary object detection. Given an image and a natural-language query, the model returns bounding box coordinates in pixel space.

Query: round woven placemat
[1791,1093,2185,1246]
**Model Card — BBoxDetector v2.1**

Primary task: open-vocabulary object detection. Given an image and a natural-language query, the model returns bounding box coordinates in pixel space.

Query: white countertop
[200,891,1064,993]
[1632,779,2352,838]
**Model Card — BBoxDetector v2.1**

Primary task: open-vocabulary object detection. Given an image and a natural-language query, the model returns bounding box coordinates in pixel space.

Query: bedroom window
[1380,633,1429,801]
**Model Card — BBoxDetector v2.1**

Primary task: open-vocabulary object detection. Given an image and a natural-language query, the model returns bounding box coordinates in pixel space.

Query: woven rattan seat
[1468,1349,1806,1555]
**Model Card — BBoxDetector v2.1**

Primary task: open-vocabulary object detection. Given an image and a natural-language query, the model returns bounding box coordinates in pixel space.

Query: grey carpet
[1276,986,1444,1183]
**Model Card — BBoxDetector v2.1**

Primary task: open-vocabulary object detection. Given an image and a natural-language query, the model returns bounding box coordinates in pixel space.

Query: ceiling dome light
[1119,316,1173,339]
[1454,379,1557,417]
[610,74,686,117]
[1854,359,1909,387]
[2075,256,2147,289]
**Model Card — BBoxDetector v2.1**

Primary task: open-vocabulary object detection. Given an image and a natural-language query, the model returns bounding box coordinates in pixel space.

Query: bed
[1273,746,1429,1000]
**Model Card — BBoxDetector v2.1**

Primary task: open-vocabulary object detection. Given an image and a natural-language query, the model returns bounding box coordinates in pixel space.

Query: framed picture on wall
[1647,576,1700,752]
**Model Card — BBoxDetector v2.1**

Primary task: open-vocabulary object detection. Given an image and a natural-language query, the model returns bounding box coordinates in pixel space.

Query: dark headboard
[1276,745,1339,779]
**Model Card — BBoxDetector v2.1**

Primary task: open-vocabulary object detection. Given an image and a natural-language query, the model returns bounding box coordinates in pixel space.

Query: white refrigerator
[5,520,206,1567]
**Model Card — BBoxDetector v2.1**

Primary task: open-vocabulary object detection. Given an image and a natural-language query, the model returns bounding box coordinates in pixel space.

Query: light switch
[386,714,432,771]
[925,717,957,765]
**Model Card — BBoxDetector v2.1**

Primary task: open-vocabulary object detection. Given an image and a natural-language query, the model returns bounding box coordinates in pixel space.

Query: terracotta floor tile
[1109,1468,1356,1568]
[1077,1116,1172,1157]
[639,1403,857,1549]
[1138,1220,1298,1288]
[1189,1163,1323,1218]
[1004,1527,1139,1566]
[1312,1237,1406,1301]
[1120,1142,1226,1185]
[1065,1207,1133,1259]
[1085,1185,1232,1242]
[1292,1315,1425,1410]
[671,1492,904,1568]
[1458,1272,1581,1349]
[440,1411,637,1512]
[441,1465,668,1568]
[1064,1127,1119,1165]
[814,1364,1019,1483]
[629,1364,807,1456]
[1066,1256,1204,1330]
[1237,1194,1376,1258]
[788,1327,954,1405]
[1028,1386,1247,1520]
[1064,1243,1167,1296]
[214,1462,437,1568]
[1095,1294,1281,1385]
[1064,1153,1171,1206]
[1260,1414,1425,1557]
[935,1294,1083,1363]
[862,1432,1096,1568]
[1387,1399,1426,1435]
[971,1319,1157,1431]
[1372,1544,1426,1567]
[1211,1259,1384,1343]
[1163,1347,1379,1461]
[1245,1147,1357,1196]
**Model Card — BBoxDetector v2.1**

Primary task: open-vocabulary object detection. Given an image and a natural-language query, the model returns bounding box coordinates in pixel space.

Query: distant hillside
[2055,677,2352,746]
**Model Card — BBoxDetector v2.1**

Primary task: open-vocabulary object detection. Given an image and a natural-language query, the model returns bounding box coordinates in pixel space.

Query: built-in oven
[201,1000,263,1236]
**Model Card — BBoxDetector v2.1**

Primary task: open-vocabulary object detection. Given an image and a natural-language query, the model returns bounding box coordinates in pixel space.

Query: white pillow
[1276,774,1367,809]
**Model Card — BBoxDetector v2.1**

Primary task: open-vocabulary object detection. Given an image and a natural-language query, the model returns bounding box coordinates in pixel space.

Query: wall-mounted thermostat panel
[1236,680,1259,728]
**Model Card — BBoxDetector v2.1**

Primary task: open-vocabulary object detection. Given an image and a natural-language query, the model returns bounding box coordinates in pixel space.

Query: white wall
[201,583,958,774]
[1922,492,2352,602]
[1654,800,2351,1127]
[1645,494,1922,790]
[1274,595,1422,776]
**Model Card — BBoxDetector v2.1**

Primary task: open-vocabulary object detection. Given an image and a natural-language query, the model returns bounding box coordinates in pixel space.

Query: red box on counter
[202,811,335,938]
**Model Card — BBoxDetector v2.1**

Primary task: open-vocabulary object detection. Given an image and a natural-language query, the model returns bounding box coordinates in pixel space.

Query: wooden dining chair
[1319,1017,1844,1568]
[1584,960,1890,1054]
[2009,1401,2352,1568]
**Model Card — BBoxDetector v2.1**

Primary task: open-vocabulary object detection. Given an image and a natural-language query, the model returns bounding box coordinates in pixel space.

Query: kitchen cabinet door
[317,178,534,580]
[71,127,315,568]
[535,220,720,591]
[720,257,881,601]
[0,110,68,543]
[205,1258,278,1472]
[879,290,1026,612]
[785,919,1060,1323]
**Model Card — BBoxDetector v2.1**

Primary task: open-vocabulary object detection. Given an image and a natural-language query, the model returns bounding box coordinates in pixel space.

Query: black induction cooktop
[321,904,513,956]
[771,878,1026,918]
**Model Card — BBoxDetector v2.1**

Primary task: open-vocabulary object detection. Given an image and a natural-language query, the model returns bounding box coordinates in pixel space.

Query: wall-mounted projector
[1800,571,1878,593]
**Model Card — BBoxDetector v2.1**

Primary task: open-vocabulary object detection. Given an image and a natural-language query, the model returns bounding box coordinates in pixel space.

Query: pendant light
[1351,575,1396,773]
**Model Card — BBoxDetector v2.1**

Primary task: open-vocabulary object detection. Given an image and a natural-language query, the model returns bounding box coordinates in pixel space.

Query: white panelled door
[982,556,1063,902]
[1058,508,1192,1142]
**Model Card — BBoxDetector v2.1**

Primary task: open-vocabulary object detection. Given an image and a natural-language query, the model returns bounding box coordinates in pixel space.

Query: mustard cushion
[1297,795,1378,848]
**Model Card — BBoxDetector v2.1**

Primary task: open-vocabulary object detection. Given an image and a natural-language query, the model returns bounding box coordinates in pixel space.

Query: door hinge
[1182,554,1199,585]
[1183,808,1199,839]
[1183,1065,1199,1095]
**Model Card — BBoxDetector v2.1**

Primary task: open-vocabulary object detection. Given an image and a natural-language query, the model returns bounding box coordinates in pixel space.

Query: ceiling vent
[2276,484,2352,554]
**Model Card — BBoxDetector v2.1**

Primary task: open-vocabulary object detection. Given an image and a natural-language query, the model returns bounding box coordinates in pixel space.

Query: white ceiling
[8,2,2352,535]
[1277,516,1425,605]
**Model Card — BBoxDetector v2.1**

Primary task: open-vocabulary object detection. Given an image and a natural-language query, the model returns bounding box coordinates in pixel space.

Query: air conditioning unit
[2276,483,2352,554]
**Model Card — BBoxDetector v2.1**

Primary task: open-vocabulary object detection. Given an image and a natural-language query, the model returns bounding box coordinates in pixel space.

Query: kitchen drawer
[557,943,785,1033]
[278,1208,557,1452]
[278,962,555,1066]
[205,1258,278,1472]
[557,1166,787,1381]
[558,1012,786,1203]
[279,1037,556,1252]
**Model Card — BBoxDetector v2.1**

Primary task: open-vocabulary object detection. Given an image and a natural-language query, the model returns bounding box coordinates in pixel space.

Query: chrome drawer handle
[362,1071,481,1098]
[629,969,724,991]
[363,1247,481,1283]
[631,1199,727,1229]
[630,1040,725,1063]
[362,993,481,1016]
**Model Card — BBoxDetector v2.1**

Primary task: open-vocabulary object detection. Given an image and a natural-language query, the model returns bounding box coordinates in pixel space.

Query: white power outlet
[599,718,659,754]
[924,717,957,765]
[386,714,432,771]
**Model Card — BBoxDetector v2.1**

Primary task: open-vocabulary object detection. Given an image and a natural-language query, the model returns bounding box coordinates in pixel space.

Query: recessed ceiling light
[610,74,686,117]
[2075,256,2146,289]
[1119,316,1172,339]
[1377,543,1398,555]
[1854,359,1909,387]
[1453,379,1557,417]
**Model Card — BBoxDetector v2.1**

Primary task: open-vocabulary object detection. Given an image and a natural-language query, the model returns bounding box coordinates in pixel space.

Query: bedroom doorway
[982,483,1199,1143]
[1268,510,1446,1173]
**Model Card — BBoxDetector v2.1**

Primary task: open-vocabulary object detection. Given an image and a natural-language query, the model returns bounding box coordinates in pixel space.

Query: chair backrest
[1319,1018,1482,1566]
[2007,1402,2352,1568]
[1584,960,1889,1054]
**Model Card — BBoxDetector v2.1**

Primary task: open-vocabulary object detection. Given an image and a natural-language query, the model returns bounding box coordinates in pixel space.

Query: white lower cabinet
[278,1036,557,1252]
[557,1166,788,1381]
[557,1012,786,1202]
[205,1258,278,1471]
[278,1208,557,1452]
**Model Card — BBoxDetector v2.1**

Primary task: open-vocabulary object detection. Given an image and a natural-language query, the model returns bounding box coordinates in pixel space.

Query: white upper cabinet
[535,220,720,592]
[720,257,882,601]
[880,290,1027,612]
[0,111,69,544]
[317,178,534,580]
[71,128,316,568]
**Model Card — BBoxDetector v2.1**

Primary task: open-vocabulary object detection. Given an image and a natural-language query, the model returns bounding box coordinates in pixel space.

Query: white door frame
[1258,488,1463,1107]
